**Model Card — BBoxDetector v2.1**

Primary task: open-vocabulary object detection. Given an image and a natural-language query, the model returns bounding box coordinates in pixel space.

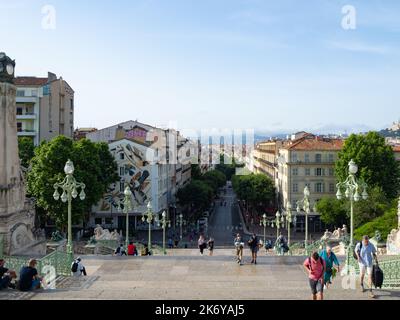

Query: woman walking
[198,235,206,255]
[248,233,259,264]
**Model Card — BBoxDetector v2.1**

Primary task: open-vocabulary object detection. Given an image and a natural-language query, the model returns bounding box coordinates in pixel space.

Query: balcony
[17,130,37,137]
[16,96,38,104]
[16,113,37,120]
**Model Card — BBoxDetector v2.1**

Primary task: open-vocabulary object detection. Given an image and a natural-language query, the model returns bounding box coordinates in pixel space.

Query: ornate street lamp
[158,211,171,255]
[269,210,285,239]
[336,159,368,273]
[117,186,133,249]
[260,213,268,244]
[176,213,186,240]
[296,186,311,248]
[142,201,158,254]
[286,202,295,246]
[53,160,86,259]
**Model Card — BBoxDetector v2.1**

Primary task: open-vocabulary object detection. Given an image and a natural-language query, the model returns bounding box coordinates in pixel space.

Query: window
[293,183,299,193]
[120,182,124,192]
[315,154,322,163]
[94,218,102,225]
[315,168,325,176]
[328,154,334,162]
[119,153,125,160]
[315,183,324,193]
[292,168,298,176]
[119,167,125,176]
[329,168,334,176]
[105,218,113,225]
[305,168,311,176]
[17,122,22,132]
[304,153,310,163]
[305,183,311,189]
[16,90,25,97]
[16,107,22,115]
[291,153,298,162]
[31,90,38,97]
[329,183,335,193]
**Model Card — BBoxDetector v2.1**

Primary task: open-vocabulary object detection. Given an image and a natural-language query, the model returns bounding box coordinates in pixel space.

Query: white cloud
[327,41,389,55]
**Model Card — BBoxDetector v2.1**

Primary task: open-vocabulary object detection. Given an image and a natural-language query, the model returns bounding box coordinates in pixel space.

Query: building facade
[14,72,74,145]
[277,134,343,232]
[86,121,192,230]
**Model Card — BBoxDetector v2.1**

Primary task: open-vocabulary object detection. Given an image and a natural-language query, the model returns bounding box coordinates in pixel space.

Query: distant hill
[379,128,400,138]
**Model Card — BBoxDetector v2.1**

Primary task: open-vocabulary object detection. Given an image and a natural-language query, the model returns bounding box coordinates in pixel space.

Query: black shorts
[309,279,323,295]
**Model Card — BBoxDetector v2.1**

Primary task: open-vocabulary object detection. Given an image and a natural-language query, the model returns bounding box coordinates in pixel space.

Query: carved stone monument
[386,197,400,255]
[0,52,44,255]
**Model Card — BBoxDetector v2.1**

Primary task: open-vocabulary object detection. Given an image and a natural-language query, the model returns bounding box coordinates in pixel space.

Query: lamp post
[142,202,158,254]
[53,160,86,260]
[336,159,368,273]
[286,203,295,246]
[260,213,268,244]
[270,210,285,239]
[118,186,133,249]
[296,186,311,249]
[176,213,186,240]
[158,211,171,255]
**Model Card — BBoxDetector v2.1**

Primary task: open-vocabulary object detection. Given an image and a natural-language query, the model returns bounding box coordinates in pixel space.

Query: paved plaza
[1,249,399,300]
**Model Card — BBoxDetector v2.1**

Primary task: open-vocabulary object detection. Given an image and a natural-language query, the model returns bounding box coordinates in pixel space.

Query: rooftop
[284,134,344,151]
[14,77,48,86]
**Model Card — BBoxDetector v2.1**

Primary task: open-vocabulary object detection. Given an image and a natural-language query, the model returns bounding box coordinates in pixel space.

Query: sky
[1,0,400,135]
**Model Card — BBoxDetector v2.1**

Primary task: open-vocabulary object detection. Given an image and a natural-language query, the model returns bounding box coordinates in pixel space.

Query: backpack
[71,261,79,273]
[353,242,362,260]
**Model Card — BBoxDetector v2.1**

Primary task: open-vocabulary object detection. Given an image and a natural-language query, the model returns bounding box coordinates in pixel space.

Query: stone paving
[1,249,399,300]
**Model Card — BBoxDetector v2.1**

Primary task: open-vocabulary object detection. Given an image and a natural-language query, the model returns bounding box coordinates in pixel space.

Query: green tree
[191,164,202,180]
[18,137,35,168]
[176,180,214,221]
[27,136,118,229]
[315,197,348,227]
[354,202,398,241]
[335,132,400,200]
[232,174,275,215]
[202,170,227,193]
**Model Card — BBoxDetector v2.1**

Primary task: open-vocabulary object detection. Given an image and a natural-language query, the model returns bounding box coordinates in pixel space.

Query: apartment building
[277,134,343,232]
[74,127,97,140]
[14,72,74,145]
[86,121,192,230]
[252,140,283,182]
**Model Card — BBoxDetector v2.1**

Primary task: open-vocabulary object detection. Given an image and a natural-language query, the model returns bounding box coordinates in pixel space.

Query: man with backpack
[303,252,326,300]
[71,257,87,277]
[355,235,378,298]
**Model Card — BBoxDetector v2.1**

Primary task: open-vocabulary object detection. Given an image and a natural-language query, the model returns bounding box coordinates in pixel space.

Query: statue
[341,225,348,237]
[386,197,400,255]
[332,228,341,239]
[51,230,64,242]
[94,225,120,241]
[321,229,332,241]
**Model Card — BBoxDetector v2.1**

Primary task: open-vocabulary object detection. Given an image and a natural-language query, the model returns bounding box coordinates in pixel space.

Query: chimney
[47,72,57,82]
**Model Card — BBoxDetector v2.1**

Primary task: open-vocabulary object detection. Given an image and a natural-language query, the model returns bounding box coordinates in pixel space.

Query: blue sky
[1,0,400,134]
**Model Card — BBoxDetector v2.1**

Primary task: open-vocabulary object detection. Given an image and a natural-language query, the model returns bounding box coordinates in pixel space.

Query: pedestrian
[18,259,43,292]
[198,235,206,255]
[114,244,127,256]
[234,233,244,265]
[71,257,87,277]
[319,245,340,289]
[127,242,137,256]
[248,233,259,264]
[355,235,378,298]
[0,259,17,290]
[168,238,173,249]
[207,237,215,256]
[303,252,326,300]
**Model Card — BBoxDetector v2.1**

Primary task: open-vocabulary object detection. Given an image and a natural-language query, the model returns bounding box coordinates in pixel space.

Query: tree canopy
[18,137,35,168]
[27,136,118,229]
[335,132,400,200]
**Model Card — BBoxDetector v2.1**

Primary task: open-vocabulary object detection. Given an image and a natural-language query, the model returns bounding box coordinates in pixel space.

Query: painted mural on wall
[98,141,152,212]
